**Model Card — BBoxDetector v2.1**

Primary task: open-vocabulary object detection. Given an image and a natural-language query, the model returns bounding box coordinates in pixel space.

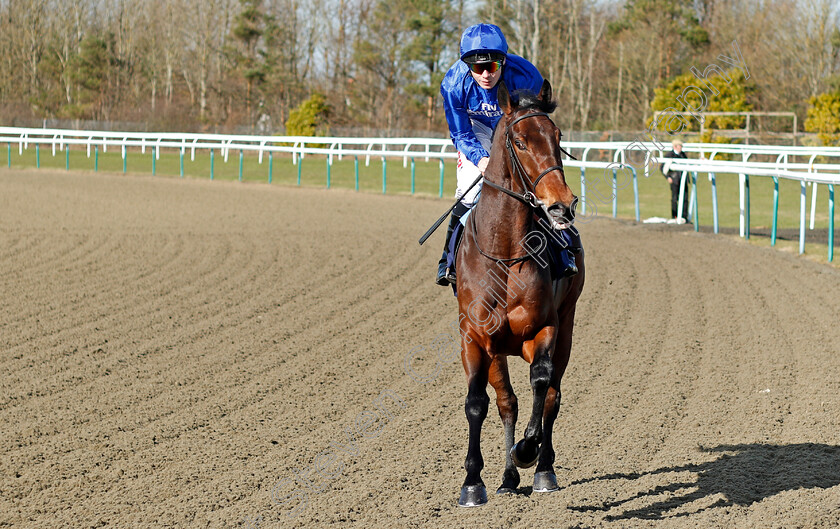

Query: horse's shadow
[567,443,840,520]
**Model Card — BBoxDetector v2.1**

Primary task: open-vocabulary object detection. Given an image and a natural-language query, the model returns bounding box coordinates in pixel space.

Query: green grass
[3,142,836,263]
[1,143,459,197]
[573,168,835,232]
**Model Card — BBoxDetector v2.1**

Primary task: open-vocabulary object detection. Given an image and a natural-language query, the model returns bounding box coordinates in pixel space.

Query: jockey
[437,23,573,286]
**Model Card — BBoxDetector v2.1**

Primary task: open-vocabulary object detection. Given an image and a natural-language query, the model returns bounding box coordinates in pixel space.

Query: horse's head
[498,80,577,229]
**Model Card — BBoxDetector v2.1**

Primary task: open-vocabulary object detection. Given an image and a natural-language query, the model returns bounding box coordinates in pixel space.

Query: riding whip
[418,172,484,245]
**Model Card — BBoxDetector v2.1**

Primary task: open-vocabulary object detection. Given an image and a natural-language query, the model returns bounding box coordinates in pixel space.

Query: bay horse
[455,79,584,507]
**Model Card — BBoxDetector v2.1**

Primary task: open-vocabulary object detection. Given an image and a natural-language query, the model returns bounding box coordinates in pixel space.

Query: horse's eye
[515,140,526,150]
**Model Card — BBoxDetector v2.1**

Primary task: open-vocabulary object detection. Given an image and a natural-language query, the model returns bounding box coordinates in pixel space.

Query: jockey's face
[470,60,504,90]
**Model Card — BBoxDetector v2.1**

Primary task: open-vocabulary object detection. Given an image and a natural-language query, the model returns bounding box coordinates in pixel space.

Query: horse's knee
[465,389,490,423]
[543,389,561,421]
[496,389,518,422]
[530,354,554,390]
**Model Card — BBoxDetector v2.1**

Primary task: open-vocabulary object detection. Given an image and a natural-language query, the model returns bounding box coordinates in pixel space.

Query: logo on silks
[469,102,502,119]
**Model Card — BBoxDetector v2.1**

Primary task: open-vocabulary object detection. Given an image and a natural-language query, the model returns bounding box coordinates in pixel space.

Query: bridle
[469,110,578,266]
[481,111,576,209]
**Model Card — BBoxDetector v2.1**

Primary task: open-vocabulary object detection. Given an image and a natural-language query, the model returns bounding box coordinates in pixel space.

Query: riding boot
[436,202,470,286]
[560,250,578,278]
[436,213,461,286]
[559,229,581,278]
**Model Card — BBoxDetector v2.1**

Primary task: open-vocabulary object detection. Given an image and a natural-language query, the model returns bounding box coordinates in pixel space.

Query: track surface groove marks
[0,233,247,407]
[0,231,186,353]
[2,170,838,529]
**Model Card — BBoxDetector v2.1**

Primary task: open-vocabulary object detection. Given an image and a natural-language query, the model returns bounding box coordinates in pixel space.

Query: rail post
[354,156,359,191]
[438,159,444,198]
[771,176,779,246]
[411,157,416,195]
[611,167,618,218]
[268,152,273,183]
[210,149,215,180]
[579,168,586,214]
[179,149,184,178]
[799,181,806,254]
[95,146,99,172]
[744,174,750,240]
[829,184,835,262]
[382,157,387,194]
[580,148,591,214]
[65,143,69,171]
[326,157,331,189]
[632,166,639,221]
[36,144,40,168]
[297,157,302,186]
[238,149,243,182]
[692,172,699,232]
[708,152,718,234]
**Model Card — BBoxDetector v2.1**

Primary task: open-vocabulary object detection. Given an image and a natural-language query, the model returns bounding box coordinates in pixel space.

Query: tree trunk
[614,40,623,130]
[530,0,540,65]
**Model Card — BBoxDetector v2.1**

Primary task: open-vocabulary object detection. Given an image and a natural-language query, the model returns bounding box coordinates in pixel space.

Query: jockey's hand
[667,177,673,184]
[477,157,490,174]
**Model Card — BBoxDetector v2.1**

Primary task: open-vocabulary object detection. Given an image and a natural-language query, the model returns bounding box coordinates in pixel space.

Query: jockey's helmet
[460,24,508,64]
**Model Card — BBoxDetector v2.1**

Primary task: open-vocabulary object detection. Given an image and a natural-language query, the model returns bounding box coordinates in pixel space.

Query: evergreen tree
[401,0,458,130]
[232,0,267,131]
[68,34,114,119]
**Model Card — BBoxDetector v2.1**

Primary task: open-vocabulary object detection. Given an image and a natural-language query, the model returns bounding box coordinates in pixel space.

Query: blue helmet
[459,24,508,64]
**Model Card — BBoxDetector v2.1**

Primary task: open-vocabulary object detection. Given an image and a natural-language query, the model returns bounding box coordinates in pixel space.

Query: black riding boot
[436,213,461,286]
[563,229,582,278]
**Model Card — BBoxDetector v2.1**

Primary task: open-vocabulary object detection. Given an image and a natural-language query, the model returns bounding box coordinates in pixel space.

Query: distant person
[661,139,689,222]
[435,23,577,286]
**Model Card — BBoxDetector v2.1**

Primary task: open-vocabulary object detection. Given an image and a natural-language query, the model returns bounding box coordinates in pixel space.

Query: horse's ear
[538,79,552,105]
[498,81,514,115]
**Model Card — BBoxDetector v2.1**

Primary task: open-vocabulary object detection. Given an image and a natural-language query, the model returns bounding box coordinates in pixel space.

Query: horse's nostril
[568,197,578,219]
[547,202,574,224]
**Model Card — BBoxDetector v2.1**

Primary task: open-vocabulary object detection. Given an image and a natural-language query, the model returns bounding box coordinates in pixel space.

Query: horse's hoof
[510,440,540,468]
[533,471,559,492]
[458,484,488,507]
[496,486,516,495]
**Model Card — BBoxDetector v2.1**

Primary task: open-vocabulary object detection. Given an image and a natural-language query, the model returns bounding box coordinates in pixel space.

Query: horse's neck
[475,168,533,259]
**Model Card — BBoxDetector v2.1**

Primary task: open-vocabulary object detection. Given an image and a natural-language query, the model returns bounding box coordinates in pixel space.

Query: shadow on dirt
[567,443,840,520]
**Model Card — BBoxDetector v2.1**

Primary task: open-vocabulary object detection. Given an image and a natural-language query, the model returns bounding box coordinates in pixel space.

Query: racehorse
[454,79,585,507]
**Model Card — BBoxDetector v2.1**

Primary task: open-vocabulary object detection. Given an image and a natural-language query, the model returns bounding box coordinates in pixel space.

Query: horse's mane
[511,89,557,114]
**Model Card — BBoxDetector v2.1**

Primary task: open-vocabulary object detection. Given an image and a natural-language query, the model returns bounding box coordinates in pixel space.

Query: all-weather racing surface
[1,168,839,529]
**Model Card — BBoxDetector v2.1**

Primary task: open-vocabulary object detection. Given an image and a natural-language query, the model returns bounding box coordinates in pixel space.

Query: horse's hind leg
[511,329,555,469]
[458,343,490,507]
[488,355,519,494]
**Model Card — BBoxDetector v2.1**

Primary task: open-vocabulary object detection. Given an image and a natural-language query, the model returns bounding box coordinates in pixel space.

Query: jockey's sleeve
[441,86,489,167]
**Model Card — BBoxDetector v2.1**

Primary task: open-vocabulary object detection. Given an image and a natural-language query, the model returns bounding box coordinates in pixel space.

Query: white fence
[0,126,837,261]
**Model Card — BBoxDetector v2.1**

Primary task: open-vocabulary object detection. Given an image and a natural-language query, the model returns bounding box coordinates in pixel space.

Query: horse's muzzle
[546,196,577,229]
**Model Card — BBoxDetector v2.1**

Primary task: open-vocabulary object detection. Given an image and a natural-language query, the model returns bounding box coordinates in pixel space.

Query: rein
[469,110,574,267]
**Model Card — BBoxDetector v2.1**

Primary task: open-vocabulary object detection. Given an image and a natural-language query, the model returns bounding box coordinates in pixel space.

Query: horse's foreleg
[488,355,519,494]
[459,343,490,507]
[511,329,555,469]
[535,307,575,492]
[533,386,561,492]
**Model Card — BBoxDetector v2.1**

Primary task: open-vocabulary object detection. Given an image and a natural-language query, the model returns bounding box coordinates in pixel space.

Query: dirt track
[1,169,839,529]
